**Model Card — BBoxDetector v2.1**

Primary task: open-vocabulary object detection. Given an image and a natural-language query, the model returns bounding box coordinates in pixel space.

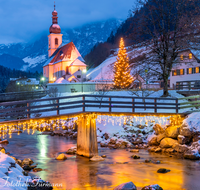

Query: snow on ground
[86,45,151,81]
[182,112,200,132]
[0,152,31,190]
[21,55,47,71]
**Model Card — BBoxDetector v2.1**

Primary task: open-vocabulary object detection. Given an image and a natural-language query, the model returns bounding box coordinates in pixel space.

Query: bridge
[0,94,196,157]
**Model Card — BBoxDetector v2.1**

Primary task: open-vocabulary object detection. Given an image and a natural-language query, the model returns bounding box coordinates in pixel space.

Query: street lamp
[82,69,87,93]
[41,77,45,81]
[145,69,148,90]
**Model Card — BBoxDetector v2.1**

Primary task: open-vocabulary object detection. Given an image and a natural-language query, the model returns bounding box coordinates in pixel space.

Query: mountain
[0,54,27,70]
[0,18,122,72]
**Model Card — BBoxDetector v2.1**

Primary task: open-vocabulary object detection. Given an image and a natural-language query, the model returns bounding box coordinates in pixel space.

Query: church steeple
[48,3,63,57]
[49,2,61,34]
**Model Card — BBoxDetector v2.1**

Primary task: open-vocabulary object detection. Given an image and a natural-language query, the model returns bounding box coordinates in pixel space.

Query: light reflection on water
[4,132,200,190]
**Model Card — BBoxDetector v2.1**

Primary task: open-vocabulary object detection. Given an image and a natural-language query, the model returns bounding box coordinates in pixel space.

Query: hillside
[0,65,41,93]
[86,41,200,83]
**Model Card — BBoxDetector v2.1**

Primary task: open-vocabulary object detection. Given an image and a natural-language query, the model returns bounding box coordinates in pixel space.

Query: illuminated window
[180,55,183,61]
[189,53,192,59]
[172,70,177,76]
[188,68,192,74]
[196,67,199,73]
[180,69,184,75]
[55,38,58,45]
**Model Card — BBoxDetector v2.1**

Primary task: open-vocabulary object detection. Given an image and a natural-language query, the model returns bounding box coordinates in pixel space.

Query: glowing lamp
[41,77,45,81]
[82,69,87,73]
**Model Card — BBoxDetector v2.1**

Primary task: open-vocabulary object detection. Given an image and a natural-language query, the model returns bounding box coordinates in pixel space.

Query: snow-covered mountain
[0,18,122,72]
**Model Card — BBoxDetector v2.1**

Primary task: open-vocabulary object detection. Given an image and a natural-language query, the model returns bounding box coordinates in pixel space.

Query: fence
[0,90,48,102]
[0,94,179,121]
[178,95,200,113]
[176,80,200,90]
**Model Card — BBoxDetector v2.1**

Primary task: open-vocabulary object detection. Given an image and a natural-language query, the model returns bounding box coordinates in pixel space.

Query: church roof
[43,42,85,67]
[69,58,87,67]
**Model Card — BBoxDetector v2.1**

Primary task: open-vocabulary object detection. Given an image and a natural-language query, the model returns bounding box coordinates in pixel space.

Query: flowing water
[4,132,200,190]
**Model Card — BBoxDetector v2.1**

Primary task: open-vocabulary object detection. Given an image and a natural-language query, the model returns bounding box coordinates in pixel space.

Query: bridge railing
[178,95,200,113]
[0,94,179,121]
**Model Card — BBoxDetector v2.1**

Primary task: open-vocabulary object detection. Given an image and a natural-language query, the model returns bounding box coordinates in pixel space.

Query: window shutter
[183,69,185,75]
[172,70,174,76]
[199,67,200,73]
[193,68,195,74]
[187,68,189,74]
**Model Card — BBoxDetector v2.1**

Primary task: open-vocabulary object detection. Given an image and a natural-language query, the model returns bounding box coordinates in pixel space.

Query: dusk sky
[0,0,135,44]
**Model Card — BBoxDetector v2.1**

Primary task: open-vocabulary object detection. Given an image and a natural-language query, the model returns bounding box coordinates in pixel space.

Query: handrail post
[27,102,30,119]
[82,95,85,112]
[109,97,111,112]
[154,99,157,113]
[132,98,135,113]
[56,99,59,115]
[176,99,179,114]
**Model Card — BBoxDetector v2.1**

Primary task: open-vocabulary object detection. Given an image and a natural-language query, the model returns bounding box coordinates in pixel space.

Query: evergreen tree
[113,38,133,89]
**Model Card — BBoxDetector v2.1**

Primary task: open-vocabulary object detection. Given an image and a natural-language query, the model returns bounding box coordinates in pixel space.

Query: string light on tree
[113,37,133,89]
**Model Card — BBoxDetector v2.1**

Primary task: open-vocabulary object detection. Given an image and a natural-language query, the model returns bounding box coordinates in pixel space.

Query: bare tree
[47,87,60,105]
[128,85,156,110]
[93,82,110,108]
[131,0,200,96]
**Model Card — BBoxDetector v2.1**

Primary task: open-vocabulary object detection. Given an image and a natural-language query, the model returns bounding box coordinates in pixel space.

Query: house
[43,4,87,83]
[170,49,200,89]
[7,77,41,92]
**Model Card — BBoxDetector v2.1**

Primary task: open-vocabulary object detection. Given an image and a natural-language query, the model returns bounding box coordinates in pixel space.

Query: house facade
[43,5,87,83]
[170,49,200,89]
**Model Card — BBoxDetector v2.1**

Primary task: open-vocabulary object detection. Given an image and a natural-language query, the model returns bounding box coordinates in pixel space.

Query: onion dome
[49,4,61,34]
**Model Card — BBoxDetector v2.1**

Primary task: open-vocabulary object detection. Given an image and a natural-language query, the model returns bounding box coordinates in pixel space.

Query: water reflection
[4,133,200,190]
[37,135,48,158]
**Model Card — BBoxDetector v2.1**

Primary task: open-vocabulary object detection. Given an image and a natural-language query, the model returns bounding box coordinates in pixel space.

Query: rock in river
[142,184,163,190]
[114,181,137,190]
[90,155,105,161]
[56,153,67,160]
[160,138,178,148]
[157,168,170,173]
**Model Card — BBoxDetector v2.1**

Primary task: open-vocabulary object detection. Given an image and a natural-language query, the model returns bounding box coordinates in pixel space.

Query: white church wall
[47,82,96,93]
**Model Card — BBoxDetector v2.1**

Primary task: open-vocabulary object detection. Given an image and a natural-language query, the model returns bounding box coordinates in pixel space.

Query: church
[43,5,87,83]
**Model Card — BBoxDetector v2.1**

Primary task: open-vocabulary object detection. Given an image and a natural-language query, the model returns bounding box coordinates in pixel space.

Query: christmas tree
[113,38,133,89]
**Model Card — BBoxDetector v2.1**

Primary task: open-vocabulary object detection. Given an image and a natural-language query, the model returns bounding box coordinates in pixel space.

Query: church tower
[48,4,63,58]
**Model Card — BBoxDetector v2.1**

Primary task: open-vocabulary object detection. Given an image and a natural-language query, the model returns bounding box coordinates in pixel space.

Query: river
[3,132,200,190]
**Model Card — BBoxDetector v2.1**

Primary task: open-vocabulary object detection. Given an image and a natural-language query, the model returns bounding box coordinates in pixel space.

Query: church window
[55,38,58,45]
[66,67,69,74]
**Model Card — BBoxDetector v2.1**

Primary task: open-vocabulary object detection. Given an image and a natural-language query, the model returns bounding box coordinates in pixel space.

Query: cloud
[0,0,135,44]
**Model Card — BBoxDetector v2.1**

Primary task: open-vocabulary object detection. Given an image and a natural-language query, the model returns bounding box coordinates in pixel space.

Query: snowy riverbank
[0,151,52,190]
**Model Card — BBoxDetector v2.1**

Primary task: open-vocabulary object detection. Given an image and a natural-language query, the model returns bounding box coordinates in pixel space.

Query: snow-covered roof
[54,77,69,84]
[43,42,85,67]
[69,58,86,67]
[43,56,54,67]
[77,56,85,62]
